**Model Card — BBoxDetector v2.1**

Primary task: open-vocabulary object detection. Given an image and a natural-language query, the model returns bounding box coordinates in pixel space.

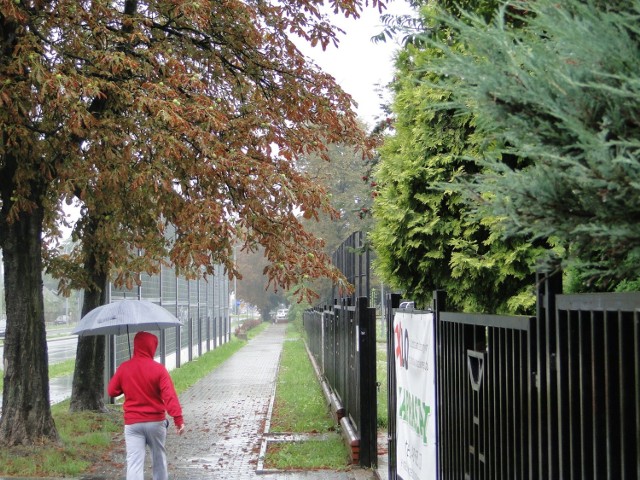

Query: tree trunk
[0,207,59,445]
[69,225,108,412]
[69,334,107,412]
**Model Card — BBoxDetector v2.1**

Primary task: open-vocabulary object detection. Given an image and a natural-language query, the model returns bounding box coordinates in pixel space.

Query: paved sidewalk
[162,323,377,479]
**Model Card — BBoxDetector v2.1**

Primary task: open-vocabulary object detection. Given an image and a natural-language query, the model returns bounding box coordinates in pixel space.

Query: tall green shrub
[371,5,542,314]
[430,0,640,290]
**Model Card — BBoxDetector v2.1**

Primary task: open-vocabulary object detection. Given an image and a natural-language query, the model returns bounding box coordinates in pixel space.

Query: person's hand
[176,424,185,435]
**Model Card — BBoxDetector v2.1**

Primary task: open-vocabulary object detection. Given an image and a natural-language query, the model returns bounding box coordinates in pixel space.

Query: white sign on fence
[393,311,437,480]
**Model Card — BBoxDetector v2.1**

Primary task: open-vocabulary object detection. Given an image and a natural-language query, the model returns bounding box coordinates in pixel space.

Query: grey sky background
[296,0,412,128]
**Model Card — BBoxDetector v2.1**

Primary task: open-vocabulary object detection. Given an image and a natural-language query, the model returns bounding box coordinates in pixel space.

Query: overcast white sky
[295,0,414,129]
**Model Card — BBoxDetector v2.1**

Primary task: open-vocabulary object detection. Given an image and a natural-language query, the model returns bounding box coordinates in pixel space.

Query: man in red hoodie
[108,331,185,480]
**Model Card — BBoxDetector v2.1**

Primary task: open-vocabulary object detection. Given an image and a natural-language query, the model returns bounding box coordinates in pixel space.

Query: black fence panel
[358,296,378,466]
[331,231,370,306]
[340,301,359,426]
[436,309,533,480]
[303,297,378,468]
[386,272,640,480]
[544,290,640,480]
[304,302,358,424]
[305,308,323,368]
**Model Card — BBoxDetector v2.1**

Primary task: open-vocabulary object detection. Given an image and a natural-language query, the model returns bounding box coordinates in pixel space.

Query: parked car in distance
[275,308,288,323]
[0,320,5,338]
[399,301,415,309]
[54,314,70,325]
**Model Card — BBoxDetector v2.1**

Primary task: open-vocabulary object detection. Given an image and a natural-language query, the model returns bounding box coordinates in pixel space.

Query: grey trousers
[124,420,169,480]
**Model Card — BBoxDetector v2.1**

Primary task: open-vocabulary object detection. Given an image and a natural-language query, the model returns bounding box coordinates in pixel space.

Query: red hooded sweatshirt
[108,331,184,427]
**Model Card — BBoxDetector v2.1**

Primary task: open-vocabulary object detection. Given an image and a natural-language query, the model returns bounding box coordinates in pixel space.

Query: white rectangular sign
[393,311,437,480]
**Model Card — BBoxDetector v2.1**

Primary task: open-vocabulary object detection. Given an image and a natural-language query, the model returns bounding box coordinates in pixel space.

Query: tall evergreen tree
[430,0,640,290]
[371,3,541,313]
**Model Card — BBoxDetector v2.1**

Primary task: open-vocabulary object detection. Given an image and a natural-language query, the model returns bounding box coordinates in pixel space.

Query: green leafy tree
[298,141,380,304]
[371,2,541,313]
[300,142,376,249]
[429,0,640,290]
[0,0,382,445]
[235,246,286,322]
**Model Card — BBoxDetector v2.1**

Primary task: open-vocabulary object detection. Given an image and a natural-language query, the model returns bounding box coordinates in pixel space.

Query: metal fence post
[386,292,401,479]
[433,290,446,480]
[535,270,562,478]
[358,296,378,468]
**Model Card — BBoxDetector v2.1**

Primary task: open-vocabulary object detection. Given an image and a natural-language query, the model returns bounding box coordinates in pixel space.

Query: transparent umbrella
[72,299,183,356]
[72,299,183,336]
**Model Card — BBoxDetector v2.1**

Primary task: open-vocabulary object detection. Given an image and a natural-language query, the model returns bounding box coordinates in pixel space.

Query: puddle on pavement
[49,374,73,404]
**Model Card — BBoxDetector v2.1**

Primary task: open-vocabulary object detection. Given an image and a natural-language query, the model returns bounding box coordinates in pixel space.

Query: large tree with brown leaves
[0,0,382,445]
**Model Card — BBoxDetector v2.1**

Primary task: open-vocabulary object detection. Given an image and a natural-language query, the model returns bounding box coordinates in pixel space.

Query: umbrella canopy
[72,299,183,336]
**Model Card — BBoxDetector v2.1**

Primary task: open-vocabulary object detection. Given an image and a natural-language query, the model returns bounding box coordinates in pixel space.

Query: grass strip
[268,319,390,469]
[264,436,349,470]
[0,404,122,477]
[265,320,349,470]
[269,322,335,433]
[0,357,76,392]
[49,358,76,380]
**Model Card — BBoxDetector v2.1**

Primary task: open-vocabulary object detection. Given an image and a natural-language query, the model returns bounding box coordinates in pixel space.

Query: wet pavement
[4,324,386,479]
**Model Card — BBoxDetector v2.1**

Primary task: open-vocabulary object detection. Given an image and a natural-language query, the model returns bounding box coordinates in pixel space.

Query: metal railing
[331,231,370,305]
[533,278,640,480]
[304,298,378,468]
[436,300,533,480]
[386,273,640,479]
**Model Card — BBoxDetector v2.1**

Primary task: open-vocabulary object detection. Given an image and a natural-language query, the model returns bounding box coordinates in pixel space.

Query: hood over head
[133,331,158,359]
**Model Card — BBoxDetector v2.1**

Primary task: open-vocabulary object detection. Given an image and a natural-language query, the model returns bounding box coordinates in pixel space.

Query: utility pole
[0,251,4,320]
[233,245,238,316]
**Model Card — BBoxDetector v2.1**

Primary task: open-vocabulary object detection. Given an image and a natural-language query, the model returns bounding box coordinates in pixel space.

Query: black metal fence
[331,231,370,305]
[386,272,640,479]
[303,297,377,467]
[305,230,378,468]
[435,294,533,480]
[534,275,639,480]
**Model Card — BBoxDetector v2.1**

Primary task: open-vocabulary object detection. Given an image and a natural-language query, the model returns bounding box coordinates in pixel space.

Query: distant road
[0,335,78,369]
